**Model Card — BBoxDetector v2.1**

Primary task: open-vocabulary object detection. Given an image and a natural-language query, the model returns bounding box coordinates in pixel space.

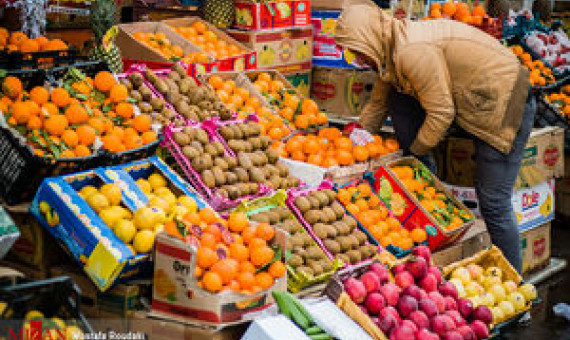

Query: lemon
[148,196,170,213]
[114,219,137,244]
[100,183,122,206]
[150,206,167,225]
[159,192,177,210]
[111,205,132,219]
[178,195,197,212]
[154,224,165,234]
[99,207,124,227]
[133,230,155,253]
[154,187,173,197]
[148,173,167,190]
[136,178,152,194]
[25,310,44,321]
[51,317,66,329]
[86,193,110,214]
[79,185,98,199]
[170,203,188,218]
[518,283,537,301]
[66,325,84,340]
[133,207,156,230]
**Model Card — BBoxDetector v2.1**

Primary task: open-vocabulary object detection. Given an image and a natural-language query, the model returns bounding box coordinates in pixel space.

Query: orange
[268,261,286,278]
[200,233,217,249]
[236,272,255,290]
[192,21,207,34]
[133,114,152,133]
[353,145,370,162]
[345,203,360,216]
[102,134,124,152]
[197,247,218,268]
[257,72,272,83]
[203,225,222,243]
[94,71,117,92]
[44,115,69,136]
[228,212,248,232]
[110,84,128,103]
[50,87,71,108]
[250,246,274,267]
[442,1,456,16]
[285,138,303,153]
[411,228,427,243]
[116,102,134,119]
[199,208,218,224]
[385,139,399,152]
[65,104,89,124]
[9,32,27,46]
[255,223,275,241]
[334,137,353,151]
[210,259,238,284]
[2,76,22,100]
[241,225,257,244]
[11,101,30,124]
[124,134,143,150]
[202,271,223,292]
[208,75,224,90]
[229,243,249,262]
[27,116,42,130]
[336,149,354,166]
[35,36,49,51]
[295,115,310,129]
[61,130,79,148]
[303,138,320,154]
[29,86,49,105]
[74,145,91,157]
[19,39,39,53]
[301,99,319,115]
[255,272,274,289]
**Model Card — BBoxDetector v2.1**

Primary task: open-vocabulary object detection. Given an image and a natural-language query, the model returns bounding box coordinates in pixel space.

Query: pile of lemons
[79,173,198,255]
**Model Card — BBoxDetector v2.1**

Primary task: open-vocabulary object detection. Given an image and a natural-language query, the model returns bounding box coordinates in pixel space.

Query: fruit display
[0,68,157,158]
[168,21,246,61]
[543,85,570,120]
[247,71,328,130]
[120,70,184,127]
[166,123,267,207]
[273,290,334,340]
[390,162,473,231]
[0,28,69,54]
[163,210,286,294]
[525,30,570,73]
[341,247,494,340]
[288,182,378,266]
[427,1,495,27]
[205,73,294,141]
[337,181,427,255]
[443,247,537,325]
[142,65,235,122]
[217,120,301,191]
[245,196,336,287]
[273,128,399,167]
[510,45,557,87]
[131,31,207,63]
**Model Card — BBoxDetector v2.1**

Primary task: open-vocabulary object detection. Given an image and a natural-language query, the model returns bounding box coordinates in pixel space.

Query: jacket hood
[335,0,404,82]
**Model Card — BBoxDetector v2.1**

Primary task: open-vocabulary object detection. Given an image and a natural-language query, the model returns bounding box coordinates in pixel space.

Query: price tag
[349,128,375,146]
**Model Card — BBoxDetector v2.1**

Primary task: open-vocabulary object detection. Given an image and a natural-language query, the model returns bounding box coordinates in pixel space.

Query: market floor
[500,217,570,340]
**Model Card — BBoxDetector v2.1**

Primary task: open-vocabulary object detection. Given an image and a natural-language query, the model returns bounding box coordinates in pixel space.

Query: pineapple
[90,0,123,74]
[201,0,236,28]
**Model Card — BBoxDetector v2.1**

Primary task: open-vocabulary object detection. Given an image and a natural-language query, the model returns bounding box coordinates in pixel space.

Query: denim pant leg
[388,90,438,173]
[474,96,536,274]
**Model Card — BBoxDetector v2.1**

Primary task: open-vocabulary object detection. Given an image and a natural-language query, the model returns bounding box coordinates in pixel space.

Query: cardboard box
[446,179,555,231]
[311,66,377,118]
[445,127,565,187]
[130,312,248,339]
[225,27,312,70]
[234,0,311,30]
[521,222,551,274]
[162,17,257,72]
[151,230,287,326]
[311,10,362,69]
[283,69,311,98]
[310,0,346,9]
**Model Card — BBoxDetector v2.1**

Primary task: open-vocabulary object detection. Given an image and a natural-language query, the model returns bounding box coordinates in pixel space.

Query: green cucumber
[272,291,292,318]
[305,326,324,335]
[285,292,313,323]
[289,302,310,330]
[309,334,332,340]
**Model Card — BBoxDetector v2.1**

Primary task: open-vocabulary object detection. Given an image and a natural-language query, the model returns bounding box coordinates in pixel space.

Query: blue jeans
[388,90,536,273]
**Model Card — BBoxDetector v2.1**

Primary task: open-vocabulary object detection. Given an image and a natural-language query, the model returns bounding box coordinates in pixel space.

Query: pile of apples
[343,247,493,340]
[447,264,537,324]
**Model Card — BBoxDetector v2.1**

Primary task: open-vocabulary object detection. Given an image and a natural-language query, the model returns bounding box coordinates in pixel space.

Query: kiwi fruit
[217,188,228,198]
[314,191,330,207]
[173,132,190,146]
[326,225,338,238]
[277,207,290,221]
[347,250,362,264]
[295,196,311,213]
[129,89,143,102]
[155,80,169,95]
[304,210,322,224]
[213,141,226,155]
[322,207,337,223]
[231,125,244,139]
[264,164,279,177]
[297,266,314,276]
[139,85,153,101]
[323,189,337,203]
[182,146,200,160]
[291,234,304,248]
[268,176,281,189]
[212,167,226,186]
[226,186,240,199]
[288,254,303,267]
[129,72,145,87]
[313,223,328,239]
[138,102,152,114]
[237,153,253,169]
[201,153,213,169]
[306,246,322,260]
[321,260,332,272]
[346,235,359,250]
[276,163,289,177]
[191,157,208,173]
[234,167,249,182]
[249,137,262,150]
[213,157,228,171]
[266,211,280,224]
[324,239,341,254]
[224,156,237,169]
[204,144,218,156]
[338,236,352,252]
[300,233,312,247]
[254,151,269,165]
[307,196,321,210]
[190,141,204,153]
[309,263,323,276]
[150,97,165,111]
[331,202,345,220]
[236,183,249,196]
[337,254,350,265]
[202,170,215,188]
[354,230,367,244]
[266,148,279,164]
[167,70,181,82]
[249,168,266,183]
[222,172,236,185]
[343,215,357,229]
[250,213,270,224]
[195,129,209,145]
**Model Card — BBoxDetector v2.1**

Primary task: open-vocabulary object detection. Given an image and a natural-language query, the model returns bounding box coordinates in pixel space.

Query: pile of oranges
[169,21,245,61]
[510,45,555,87]
[391,165,473,230]
[132,31,201,62]
[0,70,157,158]
[0,28,68,53]
[543,85,570,118]
[165,211,285,294]
[207,74,291,141]
[272,127,399,168]
[249,72,328,130]
[427,1,490,26]
[337,182,427,251]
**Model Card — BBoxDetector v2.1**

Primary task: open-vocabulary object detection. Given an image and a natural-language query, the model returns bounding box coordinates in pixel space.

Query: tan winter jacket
[335,0,530,155]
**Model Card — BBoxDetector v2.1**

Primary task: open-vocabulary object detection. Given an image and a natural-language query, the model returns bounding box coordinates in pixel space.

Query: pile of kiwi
[172,126,261,200]
[294,188,377,265]
[218,121,300,191]
[120,72,179,127]
[143,65,233,122]
[250,206,332,278]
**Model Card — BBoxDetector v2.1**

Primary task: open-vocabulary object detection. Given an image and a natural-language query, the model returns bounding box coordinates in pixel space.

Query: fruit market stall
[1,0,568,339]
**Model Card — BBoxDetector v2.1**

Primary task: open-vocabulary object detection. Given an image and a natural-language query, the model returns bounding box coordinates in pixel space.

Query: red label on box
[235,0,311,30]
[544,144,560,168]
